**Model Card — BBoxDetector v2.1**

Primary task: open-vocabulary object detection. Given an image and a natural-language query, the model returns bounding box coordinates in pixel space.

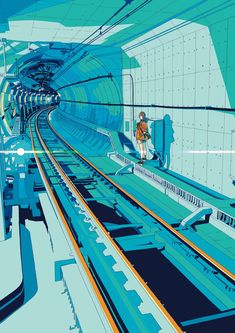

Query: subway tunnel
[0,1,235,333]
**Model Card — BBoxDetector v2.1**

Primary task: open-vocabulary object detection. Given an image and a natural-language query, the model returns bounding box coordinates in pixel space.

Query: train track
[30,111,182,332]
[29,116,120,333]
[29,109,235,332]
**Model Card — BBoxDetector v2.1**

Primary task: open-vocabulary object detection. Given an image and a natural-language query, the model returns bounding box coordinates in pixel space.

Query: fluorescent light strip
[185,150,235,154]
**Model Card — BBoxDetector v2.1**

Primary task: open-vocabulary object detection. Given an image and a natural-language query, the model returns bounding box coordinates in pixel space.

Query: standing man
[136,111,149,164]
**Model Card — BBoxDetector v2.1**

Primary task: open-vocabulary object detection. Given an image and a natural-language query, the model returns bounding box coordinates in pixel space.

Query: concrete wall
[122,19,235,198]
[56,45,123,131]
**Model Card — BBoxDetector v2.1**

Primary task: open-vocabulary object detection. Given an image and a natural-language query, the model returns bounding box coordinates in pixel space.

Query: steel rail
[34,110,184,333]
[46,110,235,283]
[29,114,120,333]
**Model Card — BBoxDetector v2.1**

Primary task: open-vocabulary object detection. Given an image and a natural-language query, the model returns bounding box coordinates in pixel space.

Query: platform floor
[0,220,74,333]
[0,206,22,308]
[51,120,235,274]
[92,157,235,274]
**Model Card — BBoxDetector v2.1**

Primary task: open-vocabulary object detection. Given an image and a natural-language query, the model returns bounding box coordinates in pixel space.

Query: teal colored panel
[125,120,130,132]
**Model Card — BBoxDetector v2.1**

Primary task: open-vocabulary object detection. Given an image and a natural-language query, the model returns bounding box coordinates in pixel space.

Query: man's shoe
[151,153,159,160]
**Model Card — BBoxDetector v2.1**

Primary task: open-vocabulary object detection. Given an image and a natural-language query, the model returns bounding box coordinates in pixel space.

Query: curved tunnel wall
[0,47,58,135]
[0,42,124,135]
[0,14,234,198]
[53,45,123,131]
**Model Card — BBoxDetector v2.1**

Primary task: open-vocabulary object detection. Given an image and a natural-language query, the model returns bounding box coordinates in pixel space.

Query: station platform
[0,218,74,333]
[50,111,235,275]
[0,206,24,322]
[51,110,235,219]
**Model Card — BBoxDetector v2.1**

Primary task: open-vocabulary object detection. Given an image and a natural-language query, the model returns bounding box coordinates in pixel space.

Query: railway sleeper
[116,233,165,252]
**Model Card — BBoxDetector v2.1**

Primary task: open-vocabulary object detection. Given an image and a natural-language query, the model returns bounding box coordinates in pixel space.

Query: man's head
[139,111,146,120]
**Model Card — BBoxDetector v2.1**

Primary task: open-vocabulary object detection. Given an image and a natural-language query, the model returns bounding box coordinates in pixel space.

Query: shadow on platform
[20,225,38,304]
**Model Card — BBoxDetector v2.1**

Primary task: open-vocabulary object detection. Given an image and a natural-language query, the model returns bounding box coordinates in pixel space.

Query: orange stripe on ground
[47,114,235,283]
[30,118,120,333]
[35,111,183,332]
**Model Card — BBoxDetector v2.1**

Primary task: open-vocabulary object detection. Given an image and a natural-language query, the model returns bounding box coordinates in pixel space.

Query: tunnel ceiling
[0,1,234,49]
[1,0,202,44]
[19,59,63,90]
[0,0,235,116]
[1,0,235,89]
